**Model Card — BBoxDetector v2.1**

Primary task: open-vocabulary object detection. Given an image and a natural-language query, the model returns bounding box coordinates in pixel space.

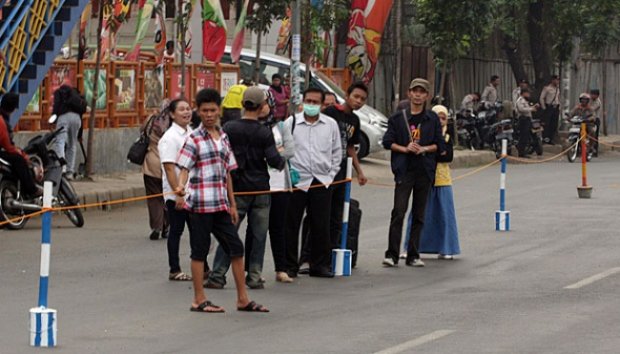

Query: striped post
[577,122,593,198]
[30,181,57,347]
[496,139,511,231]
[332,157,353,276]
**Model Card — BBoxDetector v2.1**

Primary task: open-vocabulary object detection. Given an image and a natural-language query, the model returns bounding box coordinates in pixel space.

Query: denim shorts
[188,211,244,261]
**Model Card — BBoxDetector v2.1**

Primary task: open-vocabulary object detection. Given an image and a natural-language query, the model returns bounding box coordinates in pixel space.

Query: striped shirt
[176,126,237,214]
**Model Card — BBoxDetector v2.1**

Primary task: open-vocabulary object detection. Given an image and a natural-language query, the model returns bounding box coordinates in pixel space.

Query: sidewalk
[72,173,145,212]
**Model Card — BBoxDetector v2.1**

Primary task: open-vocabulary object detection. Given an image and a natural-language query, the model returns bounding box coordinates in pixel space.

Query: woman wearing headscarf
[142,99,171,240]
[268,74,289,121]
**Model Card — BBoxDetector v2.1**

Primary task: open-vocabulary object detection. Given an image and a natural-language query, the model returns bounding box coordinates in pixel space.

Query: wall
[14,128,141,176]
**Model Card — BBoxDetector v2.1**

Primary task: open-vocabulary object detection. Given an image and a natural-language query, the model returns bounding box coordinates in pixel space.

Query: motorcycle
[565,115,594,163]
[477,101,503,149]
[488,118,515,158]
[0,118,84,229]
[526,118,544,156]
[456,110,481,150]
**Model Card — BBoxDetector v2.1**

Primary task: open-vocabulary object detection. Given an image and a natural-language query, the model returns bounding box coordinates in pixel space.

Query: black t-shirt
[323,105,361,161]
[222,119,285,192]
[405,111,426,175]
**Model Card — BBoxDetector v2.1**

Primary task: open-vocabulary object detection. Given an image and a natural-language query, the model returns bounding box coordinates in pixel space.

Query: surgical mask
[303,104,321,117]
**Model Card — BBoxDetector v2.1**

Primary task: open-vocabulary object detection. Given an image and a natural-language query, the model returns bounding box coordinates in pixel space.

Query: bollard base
[495,210,511,231]
[331,249,352,276]
[29,307,57,347]
[577,185,593,199]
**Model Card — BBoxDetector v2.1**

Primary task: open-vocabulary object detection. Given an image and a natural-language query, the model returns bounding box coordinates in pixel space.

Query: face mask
[303,104,321,117]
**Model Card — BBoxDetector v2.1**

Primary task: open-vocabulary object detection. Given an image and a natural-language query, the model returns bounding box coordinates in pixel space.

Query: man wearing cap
[206,87,286,289]
[539,75,561,144]
[382,78,445,268]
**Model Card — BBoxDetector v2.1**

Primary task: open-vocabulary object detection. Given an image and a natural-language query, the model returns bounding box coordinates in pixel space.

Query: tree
[244,0,289,83]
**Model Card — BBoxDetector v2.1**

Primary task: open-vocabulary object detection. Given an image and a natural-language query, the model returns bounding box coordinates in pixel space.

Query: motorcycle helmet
[579,93,591,103]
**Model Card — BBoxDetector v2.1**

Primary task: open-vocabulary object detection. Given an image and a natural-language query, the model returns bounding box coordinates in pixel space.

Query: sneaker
[382,258,396,267]
[399,252,407,260]
[276,272,293,283]
[148,229,160,240]
[298,262,310,275]
[406,258,425,267]
[438,254,454,260]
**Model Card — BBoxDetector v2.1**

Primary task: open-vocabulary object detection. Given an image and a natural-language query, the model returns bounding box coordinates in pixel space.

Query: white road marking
[373,330,455,354]
[564,267,620,289]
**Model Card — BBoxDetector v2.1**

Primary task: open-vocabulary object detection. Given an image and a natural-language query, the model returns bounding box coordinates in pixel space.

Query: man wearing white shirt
[284,87,342,278]
[158,98,193,281]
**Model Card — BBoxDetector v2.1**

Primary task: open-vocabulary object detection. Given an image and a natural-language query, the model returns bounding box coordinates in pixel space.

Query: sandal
[237,301,269,313]
[169,272,192,281]
[190,300,225,313]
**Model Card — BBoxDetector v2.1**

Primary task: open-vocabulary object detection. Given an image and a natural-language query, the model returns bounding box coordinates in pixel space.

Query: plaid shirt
[176,126,237,214]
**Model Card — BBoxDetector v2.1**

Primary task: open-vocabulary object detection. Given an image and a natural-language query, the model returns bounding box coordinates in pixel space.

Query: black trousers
[386,170,432,263]
[0,151,38,196]
[285,179,333,274]
[165,200,191,274]
[329,166,347,250]
[517,116,532,156]
[542,106,559,141]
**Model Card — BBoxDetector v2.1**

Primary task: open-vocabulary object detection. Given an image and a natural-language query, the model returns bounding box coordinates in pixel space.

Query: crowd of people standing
[134,75,466,313]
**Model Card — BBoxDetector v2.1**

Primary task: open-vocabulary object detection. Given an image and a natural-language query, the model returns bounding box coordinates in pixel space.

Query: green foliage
[413,0,495,63]
[578,0,620,57]
[302,0,351,65]
[245,0,289,35]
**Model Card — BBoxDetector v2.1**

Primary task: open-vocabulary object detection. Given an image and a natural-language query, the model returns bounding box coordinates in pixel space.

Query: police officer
[481,75,500,109]
[539,75,561,144]
[515,88,539,157]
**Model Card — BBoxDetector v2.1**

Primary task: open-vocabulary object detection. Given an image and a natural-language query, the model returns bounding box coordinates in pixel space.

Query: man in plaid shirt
[175,88,268,313]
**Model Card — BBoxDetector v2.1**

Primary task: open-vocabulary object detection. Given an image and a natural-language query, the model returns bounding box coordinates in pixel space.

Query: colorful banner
[178,0,197,58]
[154,0,167,64]
[346,0,394,84]
[78,2,91,60]
[125,0,155,61]
[275,7,292,56]
[202,0,227,62]
[231,0,250,63]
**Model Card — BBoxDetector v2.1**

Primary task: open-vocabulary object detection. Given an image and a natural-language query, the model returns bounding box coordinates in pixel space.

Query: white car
[221,47,388,158]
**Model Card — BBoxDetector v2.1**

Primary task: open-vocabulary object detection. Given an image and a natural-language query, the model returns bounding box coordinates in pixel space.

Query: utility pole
[393,0,402,110]
[290,0,301,113]
[178,0,187,99]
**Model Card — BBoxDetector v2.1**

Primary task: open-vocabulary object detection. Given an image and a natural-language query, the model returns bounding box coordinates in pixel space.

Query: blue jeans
[208,194,271,287]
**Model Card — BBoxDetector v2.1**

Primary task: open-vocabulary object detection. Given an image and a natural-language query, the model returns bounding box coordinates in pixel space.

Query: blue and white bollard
[495,139,511,231]
[30,181,57,347]
[332,157,353,276]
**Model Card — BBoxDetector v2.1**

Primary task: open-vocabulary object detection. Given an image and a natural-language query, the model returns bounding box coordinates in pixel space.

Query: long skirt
[419,186,460,255]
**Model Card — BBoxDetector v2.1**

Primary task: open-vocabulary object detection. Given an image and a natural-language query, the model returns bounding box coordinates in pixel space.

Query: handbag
[127,116,155,165]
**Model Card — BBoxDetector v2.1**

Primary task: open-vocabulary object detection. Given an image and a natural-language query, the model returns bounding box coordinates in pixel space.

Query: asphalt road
[1,154,619,354]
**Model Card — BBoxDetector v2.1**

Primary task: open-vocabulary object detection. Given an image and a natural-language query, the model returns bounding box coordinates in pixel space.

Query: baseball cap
[243,87,266,108]
[409,78,430,92]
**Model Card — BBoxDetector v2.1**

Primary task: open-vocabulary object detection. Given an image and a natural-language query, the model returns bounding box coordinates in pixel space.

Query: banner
[78,2,91,60]
[178,0,197,58]
[125,0,155,61]
[154,0,167,64]
[346,0,394,84]
[169,66,191,99]
[275,7,292,56]
[84,68,107,110]
[202,0,227,62]
[114,68,136,110]
[144,68,165,109]
[195,66,216,92]
[231,0,250,63]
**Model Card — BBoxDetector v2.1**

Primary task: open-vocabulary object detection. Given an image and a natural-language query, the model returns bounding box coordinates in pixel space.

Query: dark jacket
[382,109,445,182]
[223,119,285,193]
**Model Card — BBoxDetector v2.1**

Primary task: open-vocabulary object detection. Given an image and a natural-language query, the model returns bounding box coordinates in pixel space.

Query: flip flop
[237,301,269,313]
[169,272,192,281]
[190,300,225,313]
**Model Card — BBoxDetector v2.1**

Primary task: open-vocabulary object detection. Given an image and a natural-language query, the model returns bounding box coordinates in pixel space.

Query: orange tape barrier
[587,135,620,148]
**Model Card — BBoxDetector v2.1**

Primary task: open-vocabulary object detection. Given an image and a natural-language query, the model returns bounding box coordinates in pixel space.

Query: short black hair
[195,88,221,107]
[550,75,559,80]
[324,92,337,101]
[168,97,189,113]
[491,75,500,82]
[346,81,368,96]
[590,89,600,95]
[303,87,325,102]
[272,73,282,81]
[242,102,262,112]
[166,40,174,49]
[520,87,531,94]
[0,92,19,112]
[473,92,481,99]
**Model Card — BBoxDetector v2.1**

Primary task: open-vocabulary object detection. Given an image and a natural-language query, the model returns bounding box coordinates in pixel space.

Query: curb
[367,149,497,169]
[73,174,146,213]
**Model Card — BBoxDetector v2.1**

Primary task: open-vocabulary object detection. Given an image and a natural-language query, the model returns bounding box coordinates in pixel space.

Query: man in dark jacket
[382,78,444,268]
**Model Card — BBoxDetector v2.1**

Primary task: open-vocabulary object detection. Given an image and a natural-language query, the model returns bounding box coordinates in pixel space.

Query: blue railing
[2,0,71,94]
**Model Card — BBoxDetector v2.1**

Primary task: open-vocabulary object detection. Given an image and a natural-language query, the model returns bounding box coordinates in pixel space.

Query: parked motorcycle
[0,119,84,229]
[565,115,594,163]
[456,110,481,150]
[488,119,515,158]
[477,102,503,149]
